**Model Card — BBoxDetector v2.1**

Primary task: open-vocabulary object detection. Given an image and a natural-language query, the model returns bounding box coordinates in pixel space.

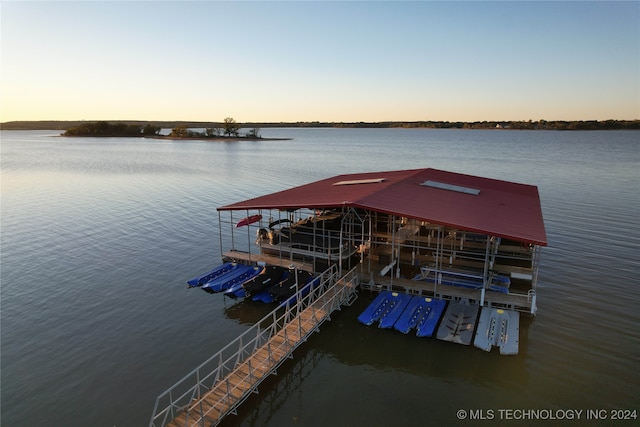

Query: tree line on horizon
[330,119,640,130]
[2,119,638,132]
[62,121,161,137]
[168,118,260,138]
[59,118,261,138]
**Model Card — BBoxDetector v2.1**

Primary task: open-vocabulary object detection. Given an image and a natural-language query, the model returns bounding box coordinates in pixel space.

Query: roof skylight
[333,178,385,186]
[420,180,480,195]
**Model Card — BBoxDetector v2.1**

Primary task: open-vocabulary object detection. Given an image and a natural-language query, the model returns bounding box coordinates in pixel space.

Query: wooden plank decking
[165,282,348,427]
[223,250,314,273]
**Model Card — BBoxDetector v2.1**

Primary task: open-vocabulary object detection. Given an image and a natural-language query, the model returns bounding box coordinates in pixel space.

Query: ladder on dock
[149,265,359,427]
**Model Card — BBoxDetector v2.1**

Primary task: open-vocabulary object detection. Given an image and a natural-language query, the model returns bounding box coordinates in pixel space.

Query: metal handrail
[149,264,358,427]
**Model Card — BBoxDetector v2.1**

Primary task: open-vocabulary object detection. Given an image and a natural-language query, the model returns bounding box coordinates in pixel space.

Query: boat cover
[269,270,313,302]
[242,266,288,296]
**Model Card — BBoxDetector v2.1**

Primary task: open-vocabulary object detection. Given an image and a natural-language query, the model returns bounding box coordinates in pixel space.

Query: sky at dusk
[1,1,638,123]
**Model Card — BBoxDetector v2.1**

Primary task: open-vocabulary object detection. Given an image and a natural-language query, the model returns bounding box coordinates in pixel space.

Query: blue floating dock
[223,282,247,299]
[378,293,412,329]
[393,295,447,337]
[187,262,237,288]
[473,307,520,355]
[202,264,261,293]
[252,291,275,303]
[436,302,480,345]
[357,291,412,327]
[416,298,448,338]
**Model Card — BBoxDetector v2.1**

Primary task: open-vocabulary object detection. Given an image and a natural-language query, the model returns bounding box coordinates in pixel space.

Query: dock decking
[166,309,324,427]
[223,248,535,314]
[150,266,359,427]
[223,250,315,273]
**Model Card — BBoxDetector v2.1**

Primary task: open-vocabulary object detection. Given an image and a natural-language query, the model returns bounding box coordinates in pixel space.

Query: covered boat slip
[357,218,541,314]
[217,168,546,316]
[219,207,361,274]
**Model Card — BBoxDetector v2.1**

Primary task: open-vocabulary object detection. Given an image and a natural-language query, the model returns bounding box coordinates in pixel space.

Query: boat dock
[153,168,546,423]
[149,266,358,427]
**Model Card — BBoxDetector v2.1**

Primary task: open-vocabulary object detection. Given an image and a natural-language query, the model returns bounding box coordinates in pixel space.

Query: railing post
[168,390,174,419]
[283,321,288,344]
[236,335,243,366]
[254,324,261,352]
[195,369,201,401]
[247,359,254,384]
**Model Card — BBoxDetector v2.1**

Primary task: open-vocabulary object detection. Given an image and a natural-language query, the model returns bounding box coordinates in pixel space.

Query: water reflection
[2,129,639,427]
[223,297,275,325]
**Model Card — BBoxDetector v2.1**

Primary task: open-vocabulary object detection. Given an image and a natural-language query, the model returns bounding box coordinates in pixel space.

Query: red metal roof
[219,168,547,246]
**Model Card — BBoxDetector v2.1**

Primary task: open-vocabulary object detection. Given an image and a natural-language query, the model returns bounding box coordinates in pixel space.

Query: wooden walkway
[167,306,327,427]
[151,266,358,427]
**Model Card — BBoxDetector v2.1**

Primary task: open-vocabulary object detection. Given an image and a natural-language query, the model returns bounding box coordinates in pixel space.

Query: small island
[62,118,289,141]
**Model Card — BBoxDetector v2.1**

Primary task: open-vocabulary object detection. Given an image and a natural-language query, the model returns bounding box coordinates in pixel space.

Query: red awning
[218,168,547,246]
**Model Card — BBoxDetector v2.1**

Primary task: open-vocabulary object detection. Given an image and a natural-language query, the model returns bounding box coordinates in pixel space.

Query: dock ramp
[149,265,359,427]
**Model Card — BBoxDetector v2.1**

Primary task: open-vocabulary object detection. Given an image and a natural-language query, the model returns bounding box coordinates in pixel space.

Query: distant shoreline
[2,119,638,131]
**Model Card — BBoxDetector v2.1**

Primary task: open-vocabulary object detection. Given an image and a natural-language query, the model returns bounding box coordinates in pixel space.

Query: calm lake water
[1,128,639,426]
